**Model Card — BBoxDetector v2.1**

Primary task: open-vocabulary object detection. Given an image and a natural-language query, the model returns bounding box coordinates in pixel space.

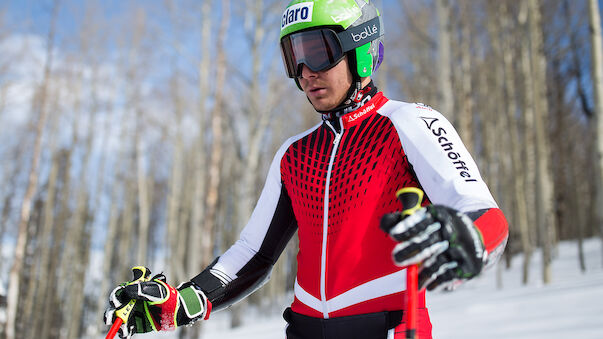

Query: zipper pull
[333,132,342,145]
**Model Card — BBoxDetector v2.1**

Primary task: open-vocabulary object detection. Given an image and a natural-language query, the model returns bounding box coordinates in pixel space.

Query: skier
[104,1,509,338]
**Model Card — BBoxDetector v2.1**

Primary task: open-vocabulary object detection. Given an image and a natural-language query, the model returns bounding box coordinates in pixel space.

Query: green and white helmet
[279,0,384,81]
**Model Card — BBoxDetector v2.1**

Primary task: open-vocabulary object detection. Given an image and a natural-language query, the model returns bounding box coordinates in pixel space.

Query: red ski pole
[396,187,424,339]
[106,266,151,339]
[106,318,123,339]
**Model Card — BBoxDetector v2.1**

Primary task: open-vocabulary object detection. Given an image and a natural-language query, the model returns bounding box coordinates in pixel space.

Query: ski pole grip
[395,187,423,217]
[395,187,423,339]
[105,266,151,339]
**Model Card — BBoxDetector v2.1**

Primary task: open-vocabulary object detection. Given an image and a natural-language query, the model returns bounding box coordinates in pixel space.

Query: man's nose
[300,64,318,79]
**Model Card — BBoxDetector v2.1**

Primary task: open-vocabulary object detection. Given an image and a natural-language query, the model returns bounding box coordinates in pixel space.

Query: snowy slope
[134,238,603,339]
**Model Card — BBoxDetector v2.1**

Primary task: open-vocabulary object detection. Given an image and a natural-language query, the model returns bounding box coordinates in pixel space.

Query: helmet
[279,0,384,81]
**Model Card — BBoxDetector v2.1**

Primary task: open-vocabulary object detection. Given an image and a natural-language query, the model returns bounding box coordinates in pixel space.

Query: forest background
[0,0,602,338]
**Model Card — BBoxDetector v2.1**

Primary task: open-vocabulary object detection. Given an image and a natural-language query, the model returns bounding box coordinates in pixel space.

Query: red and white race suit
[192,91,508,338]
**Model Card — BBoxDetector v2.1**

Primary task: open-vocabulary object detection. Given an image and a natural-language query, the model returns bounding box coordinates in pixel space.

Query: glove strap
[177,283,212,323]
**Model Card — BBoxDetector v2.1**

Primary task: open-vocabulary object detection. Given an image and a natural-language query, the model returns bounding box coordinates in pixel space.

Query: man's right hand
[104,268,211,338]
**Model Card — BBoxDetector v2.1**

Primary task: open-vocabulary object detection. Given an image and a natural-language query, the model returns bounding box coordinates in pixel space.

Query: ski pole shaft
[405,265,418,339]
[395,187,424,339]
[106,318,123,339]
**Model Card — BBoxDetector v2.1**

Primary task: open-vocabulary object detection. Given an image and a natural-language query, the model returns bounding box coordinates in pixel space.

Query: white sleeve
[212,138,292,279]
[212,123,320,280]
[380,101,498,213]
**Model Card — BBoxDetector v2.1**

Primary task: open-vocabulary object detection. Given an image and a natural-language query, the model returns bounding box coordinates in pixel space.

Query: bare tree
[188,0,212,277]
[94,113,126,335]
[589,0,603,267]
[22,85,63,339]
[499,2,531,284]
[136,108,152,265]
[202,0,230,273]
[528,0,555,284]
[454,1,474,152]
[166,95,186,283]
[5,1,58,338]
[518,2,539,270]
[436,0,454,120]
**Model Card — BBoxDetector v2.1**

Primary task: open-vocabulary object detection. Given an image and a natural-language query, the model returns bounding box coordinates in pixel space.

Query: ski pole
[396,187,424,339]
[106,266,152,339]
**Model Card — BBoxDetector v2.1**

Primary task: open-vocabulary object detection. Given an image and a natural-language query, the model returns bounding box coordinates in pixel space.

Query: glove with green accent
[381,205,486,291]
[104,268,212,338]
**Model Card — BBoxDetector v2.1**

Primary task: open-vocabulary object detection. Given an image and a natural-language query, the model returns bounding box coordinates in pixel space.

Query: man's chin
[308,98,336,112]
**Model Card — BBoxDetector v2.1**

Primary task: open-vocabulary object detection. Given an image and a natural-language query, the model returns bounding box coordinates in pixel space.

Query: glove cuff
[177,282,211,325]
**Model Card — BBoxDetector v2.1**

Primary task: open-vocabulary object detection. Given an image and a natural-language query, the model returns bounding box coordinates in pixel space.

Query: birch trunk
[167,88,185,283]
[6,1,58,337]
[40,148,73,339]
[457,2,474,151]
[23,95,62,339]
[436,0,454,120]
[91,97,126,333]
[95,183,122,330]
[518,3,539,261]
[189,0,211,276]
[202,0,229,273]
[588,0,603,267]
[55,89,84,339]
[501,3,531,284]
[136,109,151,264]
[66,86,99,339]
[528,0,555,284]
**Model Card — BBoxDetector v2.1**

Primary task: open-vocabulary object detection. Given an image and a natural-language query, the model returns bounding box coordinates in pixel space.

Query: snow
[135,238,603,339]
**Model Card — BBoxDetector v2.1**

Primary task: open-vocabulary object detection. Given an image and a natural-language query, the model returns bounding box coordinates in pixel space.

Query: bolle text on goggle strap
[337,16,384,52]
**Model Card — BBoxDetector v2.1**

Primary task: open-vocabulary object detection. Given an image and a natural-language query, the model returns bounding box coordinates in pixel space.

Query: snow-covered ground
[140,238,603,339]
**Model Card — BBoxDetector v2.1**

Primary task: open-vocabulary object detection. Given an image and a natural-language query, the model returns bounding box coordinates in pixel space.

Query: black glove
[104,267,211,338]
[381,205,486,290]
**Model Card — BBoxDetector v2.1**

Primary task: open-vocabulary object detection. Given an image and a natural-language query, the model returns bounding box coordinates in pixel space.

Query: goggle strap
[337,16,383,53]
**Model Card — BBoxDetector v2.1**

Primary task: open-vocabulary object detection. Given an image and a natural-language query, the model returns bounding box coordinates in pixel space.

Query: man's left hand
[380,205,486,291]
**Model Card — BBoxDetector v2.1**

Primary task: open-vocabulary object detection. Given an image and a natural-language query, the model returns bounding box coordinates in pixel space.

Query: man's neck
[322,79,378,121]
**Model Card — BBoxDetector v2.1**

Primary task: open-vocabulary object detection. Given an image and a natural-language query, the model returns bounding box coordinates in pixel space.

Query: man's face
[298,56,353,111]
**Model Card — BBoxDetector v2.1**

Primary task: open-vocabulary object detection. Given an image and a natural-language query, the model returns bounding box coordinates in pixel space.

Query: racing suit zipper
[321,118,343,318]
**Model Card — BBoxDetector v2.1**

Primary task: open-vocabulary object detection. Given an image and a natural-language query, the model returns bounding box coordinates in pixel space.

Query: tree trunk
[40,148,73,339]
[136,108,151,265]
[436,0,454,120]
[528,0,555,284]
[501,2,531,285]
[118,151,138,279]
[518,3,539,264]
[92,99,126,334]
[189,0,211,276]
[65,84,99,339]
[167,87,186,283]
[588,0,603,268]
[6,2,58,338]
[457,1,474,152]
[203,0,230,275]
[23,94,62,339]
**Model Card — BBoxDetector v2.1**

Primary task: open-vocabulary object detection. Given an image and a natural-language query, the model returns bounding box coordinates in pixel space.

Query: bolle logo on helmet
[281,2,314,30]
[351,24,378,42]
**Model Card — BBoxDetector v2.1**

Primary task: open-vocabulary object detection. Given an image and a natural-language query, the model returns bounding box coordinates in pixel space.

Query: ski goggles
[280,28,347,78]
[280,17,383,78]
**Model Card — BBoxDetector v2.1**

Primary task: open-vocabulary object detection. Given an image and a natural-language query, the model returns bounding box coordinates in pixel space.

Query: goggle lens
[280,29,344,78]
